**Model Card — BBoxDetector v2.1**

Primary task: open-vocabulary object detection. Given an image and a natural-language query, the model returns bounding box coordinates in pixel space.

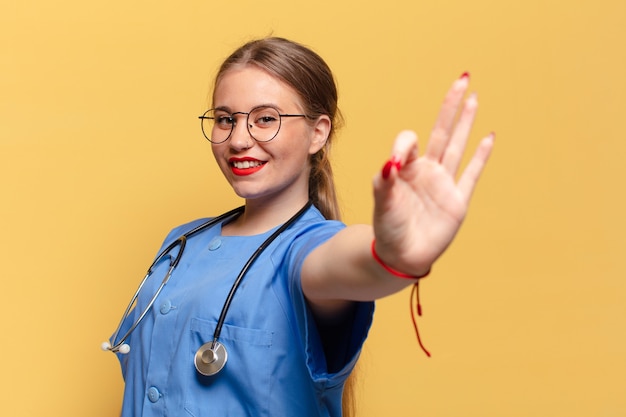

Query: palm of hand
[373,76,494,274]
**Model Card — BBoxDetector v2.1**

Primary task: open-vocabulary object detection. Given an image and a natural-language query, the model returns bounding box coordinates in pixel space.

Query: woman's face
[211,66,329,207]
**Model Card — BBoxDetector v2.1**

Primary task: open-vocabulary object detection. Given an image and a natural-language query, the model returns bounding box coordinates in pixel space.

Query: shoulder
[285,205,345,246]
[273,205,345,274]
[160,218,212,244]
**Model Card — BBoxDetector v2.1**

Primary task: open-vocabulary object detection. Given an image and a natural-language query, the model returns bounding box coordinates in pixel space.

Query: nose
[228,117,254,151]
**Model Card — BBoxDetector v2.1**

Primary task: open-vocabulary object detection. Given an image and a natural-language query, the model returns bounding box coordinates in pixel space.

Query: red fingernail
[460,71,470,80]
[382,156,402,179]
[382,160,393,179]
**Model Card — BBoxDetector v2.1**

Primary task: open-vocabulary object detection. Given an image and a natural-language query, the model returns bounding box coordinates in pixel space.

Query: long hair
[213,37,358,416]
[213,37,343,221]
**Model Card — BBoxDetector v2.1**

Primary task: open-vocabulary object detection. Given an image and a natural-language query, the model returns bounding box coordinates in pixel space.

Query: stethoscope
[102,201,312,377]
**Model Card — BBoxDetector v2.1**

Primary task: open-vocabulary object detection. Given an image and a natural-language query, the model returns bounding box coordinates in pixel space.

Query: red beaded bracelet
[371,239,430,279]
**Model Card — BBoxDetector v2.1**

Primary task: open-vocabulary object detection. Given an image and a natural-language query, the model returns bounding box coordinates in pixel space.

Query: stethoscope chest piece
[194,341,228,376]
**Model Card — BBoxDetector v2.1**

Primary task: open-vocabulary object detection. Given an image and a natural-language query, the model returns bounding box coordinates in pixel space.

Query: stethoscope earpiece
[194,341,228,376]
[101,341,131,354]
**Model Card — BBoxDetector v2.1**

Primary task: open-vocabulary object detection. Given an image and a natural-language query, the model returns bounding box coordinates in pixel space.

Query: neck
[222,195,310,236]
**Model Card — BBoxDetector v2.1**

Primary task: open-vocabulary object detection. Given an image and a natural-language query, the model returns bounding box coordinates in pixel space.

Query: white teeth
[232,160,263,169]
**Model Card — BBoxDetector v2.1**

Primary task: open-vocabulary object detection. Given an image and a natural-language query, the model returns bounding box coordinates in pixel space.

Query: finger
[373,130,418,197]
[425,73,470,161]
[441,92,478,176]
[457,133,495,203]
[389,130,419,167]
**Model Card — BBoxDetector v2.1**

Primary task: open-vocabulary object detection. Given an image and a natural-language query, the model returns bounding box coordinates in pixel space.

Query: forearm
[301,224,424,303]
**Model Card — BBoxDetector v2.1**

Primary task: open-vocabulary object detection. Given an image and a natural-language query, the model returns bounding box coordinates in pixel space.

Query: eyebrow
[212,103,284,112]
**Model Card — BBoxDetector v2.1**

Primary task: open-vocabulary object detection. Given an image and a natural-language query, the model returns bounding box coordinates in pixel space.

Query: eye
[216,115,234,125]
[251,107,280,128]
[208,110,235,125]
[214,111,234,129]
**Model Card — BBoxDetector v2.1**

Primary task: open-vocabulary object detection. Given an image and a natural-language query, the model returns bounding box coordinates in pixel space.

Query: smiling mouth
[229,159,266,176]
[231,160,266,169]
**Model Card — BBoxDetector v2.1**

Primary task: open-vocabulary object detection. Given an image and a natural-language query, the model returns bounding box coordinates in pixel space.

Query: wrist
[371,239,431,279]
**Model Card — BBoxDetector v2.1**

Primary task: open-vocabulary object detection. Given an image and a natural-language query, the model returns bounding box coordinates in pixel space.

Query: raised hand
[372,73,494,277]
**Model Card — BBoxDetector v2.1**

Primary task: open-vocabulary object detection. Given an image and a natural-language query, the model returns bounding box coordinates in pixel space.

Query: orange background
[1,0,624,415]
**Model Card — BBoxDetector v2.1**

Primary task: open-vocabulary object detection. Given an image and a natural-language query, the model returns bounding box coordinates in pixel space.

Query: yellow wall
[2,0,624,415]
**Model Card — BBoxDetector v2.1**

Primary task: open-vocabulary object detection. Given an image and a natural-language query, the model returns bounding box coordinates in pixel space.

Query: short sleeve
[284,219,375,389]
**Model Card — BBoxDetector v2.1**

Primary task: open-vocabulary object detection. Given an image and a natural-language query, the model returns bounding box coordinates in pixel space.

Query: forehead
[213,66,302,110]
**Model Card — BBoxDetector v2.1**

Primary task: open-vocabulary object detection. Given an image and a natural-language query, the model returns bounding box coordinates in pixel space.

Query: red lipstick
[229,157,266,176]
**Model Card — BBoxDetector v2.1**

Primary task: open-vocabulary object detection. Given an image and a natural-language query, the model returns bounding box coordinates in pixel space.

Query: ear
[308,115,332,155]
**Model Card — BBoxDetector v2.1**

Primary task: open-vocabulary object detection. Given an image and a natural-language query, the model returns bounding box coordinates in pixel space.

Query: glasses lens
[248,107,281,142]
[201,110,232,143]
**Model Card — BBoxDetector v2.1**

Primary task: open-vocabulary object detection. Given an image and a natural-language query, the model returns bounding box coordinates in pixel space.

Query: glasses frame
[198,106,308,144]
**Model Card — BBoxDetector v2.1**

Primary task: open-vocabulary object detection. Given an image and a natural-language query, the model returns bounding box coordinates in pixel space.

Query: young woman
[107,37,494,416]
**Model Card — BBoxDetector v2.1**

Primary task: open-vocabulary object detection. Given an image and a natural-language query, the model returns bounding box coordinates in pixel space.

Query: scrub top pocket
[185,317,273,417]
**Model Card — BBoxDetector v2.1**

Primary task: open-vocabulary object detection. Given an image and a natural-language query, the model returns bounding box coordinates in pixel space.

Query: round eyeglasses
[198,106,307,144]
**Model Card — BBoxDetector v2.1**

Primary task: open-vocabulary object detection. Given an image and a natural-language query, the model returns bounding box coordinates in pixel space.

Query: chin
[230,184,269,200]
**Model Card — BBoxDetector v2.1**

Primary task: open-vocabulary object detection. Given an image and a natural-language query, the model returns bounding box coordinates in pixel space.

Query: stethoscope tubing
[108,206,244,353]
[107,202,312,356]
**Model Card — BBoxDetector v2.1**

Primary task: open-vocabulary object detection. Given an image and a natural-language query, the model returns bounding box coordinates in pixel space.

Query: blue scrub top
[115,206,375,417]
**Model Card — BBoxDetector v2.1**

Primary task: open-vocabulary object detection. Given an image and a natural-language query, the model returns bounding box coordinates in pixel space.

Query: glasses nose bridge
[228,111,255,144]
[230,111,254,130]
[230,111,250,120]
